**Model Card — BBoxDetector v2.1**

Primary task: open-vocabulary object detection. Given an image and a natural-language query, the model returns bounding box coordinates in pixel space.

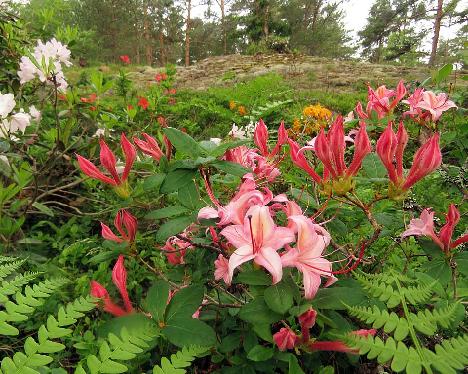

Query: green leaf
[247,345,273,362]
[210,160,251,177]
[155,215,195,243]
[163,317,216,348]
[361,153,387,179]
[288,355,305,374]
[420,258,451,286]
[433,63,453,85]
[165,286,204,322]
[160,169,197,194]
[145,206,189,220]
[143,174,165,193]
[313,287,367,310]
[32,202,55,217]
[264,282,293,314]
[145,281,170,322]
[238,298,282,325]
[163,128,203,157]
[178,182,201,210]
[236,270,272,285]
[208,139,250,157]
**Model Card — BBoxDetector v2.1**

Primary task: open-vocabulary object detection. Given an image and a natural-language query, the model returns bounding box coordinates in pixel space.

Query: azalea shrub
[0,33,467,374]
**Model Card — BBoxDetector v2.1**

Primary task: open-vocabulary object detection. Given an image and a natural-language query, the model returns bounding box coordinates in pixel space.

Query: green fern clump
[153,346,208,374]
[0,258,68,336]
[345,271,467,374]
[1,296,96,374]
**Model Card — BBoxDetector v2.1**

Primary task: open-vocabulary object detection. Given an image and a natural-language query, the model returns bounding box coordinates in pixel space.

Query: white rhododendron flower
[29,105,41,121]
[9,110,31,134]
[17,38,72,90]
[93,128,106,138]
[0,93,15,118]
[210,137,222,145]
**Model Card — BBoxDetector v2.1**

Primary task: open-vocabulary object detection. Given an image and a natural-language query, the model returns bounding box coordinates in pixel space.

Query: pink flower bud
[402,133,441,190]
[273,327,299,351]
[120,133,136,182]
[376,123,399,184]
[347,122,371,177]
[288,139,322,183]
[298,308,317,330]
[439,204,460,251]
[112,255,133,313]
[254,119,269,157]
[134,133,164,161]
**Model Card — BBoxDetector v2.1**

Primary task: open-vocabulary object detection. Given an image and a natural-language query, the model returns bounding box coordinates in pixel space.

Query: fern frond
[345,333,468,374]
[354,270,416,285]
[0,296,96,374]
[153,346,208,374]
[0,278,68,336]
[0,259,26,281]
[0,272,41,302]
[0,256,18,263]
[347,305,410,340]
[354,272,434,307]
[85,327,158,374]
[409,303,462,336]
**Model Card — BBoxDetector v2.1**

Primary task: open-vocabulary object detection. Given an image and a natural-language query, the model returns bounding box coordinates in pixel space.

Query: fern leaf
[0,272,41,302]
[0,278,68,336]
[0,296,96,374]
[153,346,208,374]
[84,327,158,374]
[0,259,26,281]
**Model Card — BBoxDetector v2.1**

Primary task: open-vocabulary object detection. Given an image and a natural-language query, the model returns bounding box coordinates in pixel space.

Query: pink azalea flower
[77,133,136,188]
[133,133,164,161]
[281,215,336,299]
[361,80,406,119]
[214,254,230,284]
[90,255,133,316]
[254,119,288,158]
[415,91,457,121]
[198,174,273,226]
[161,226,195,265]
[100,209,137,244]
[376,122,441,191]
[402,88,425,118]
[289,117,371,185]
[220,205,295,285]
[402,204,468,253]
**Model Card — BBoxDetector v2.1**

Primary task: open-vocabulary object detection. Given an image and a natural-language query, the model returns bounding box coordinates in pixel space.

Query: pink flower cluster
[199,173,336,299]
[401,204,467,254]
[355,81,456,123]
[224,120,288,182]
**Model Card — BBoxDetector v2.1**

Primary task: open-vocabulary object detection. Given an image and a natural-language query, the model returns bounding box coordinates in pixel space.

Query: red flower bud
[112,255,133,313]
[273,327,299,351]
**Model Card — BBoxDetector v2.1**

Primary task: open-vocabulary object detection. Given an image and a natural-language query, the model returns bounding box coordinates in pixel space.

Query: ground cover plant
[1,12,467,374]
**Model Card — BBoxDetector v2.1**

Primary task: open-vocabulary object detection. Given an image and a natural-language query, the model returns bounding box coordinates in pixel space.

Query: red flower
[298,308,317,342]
[100,209,137,244]
[133,133,164,161]
[127,104,134,111]
[76,133,136,188]
[168,88,176,95]
[90,255,134,316]
[254,119,288,158]
[80,93,97,104]
[137,97,149,110]
[155,73,167,82]
[119,55,130,64]
[157,116,167,127]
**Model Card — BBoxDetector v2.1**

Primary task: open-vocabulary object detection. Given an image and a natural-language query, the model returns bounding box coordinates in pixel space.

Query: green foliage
[152,346,208,374]
[0,258,68,336]
[345,271,468,373]
[84,327,158,374]
[1,296,96,373]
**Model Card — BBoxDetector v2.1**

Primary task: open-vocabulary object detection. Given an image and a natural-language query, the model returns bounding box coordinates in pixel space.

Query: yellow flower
[302,104,332,121]
[238,105,247,116]
[229,100,237,110]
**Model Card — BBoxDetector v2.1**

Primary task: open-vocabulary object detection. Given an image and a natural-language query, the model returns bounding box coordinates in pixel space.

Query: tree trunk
[185,0,191,67]
[144,3,152,65]
[429,0,443,66]
[220,0,227,54]
[159,32,166,66]
[263,2,269,38]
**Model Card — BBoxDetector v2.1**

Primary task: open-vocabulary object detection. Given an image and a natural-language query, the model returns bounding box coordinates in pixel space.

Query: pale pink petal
[198,206,219,221]
[255,247,283,284]
[302,269,322,299]
[227,245,255,283]
[220,224,250,248]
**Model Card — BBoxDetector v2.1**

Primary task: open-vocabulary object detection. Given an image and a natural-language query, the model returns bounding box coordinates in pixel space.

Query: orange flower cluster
[290,103,332,138]
[228,100,247,116]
